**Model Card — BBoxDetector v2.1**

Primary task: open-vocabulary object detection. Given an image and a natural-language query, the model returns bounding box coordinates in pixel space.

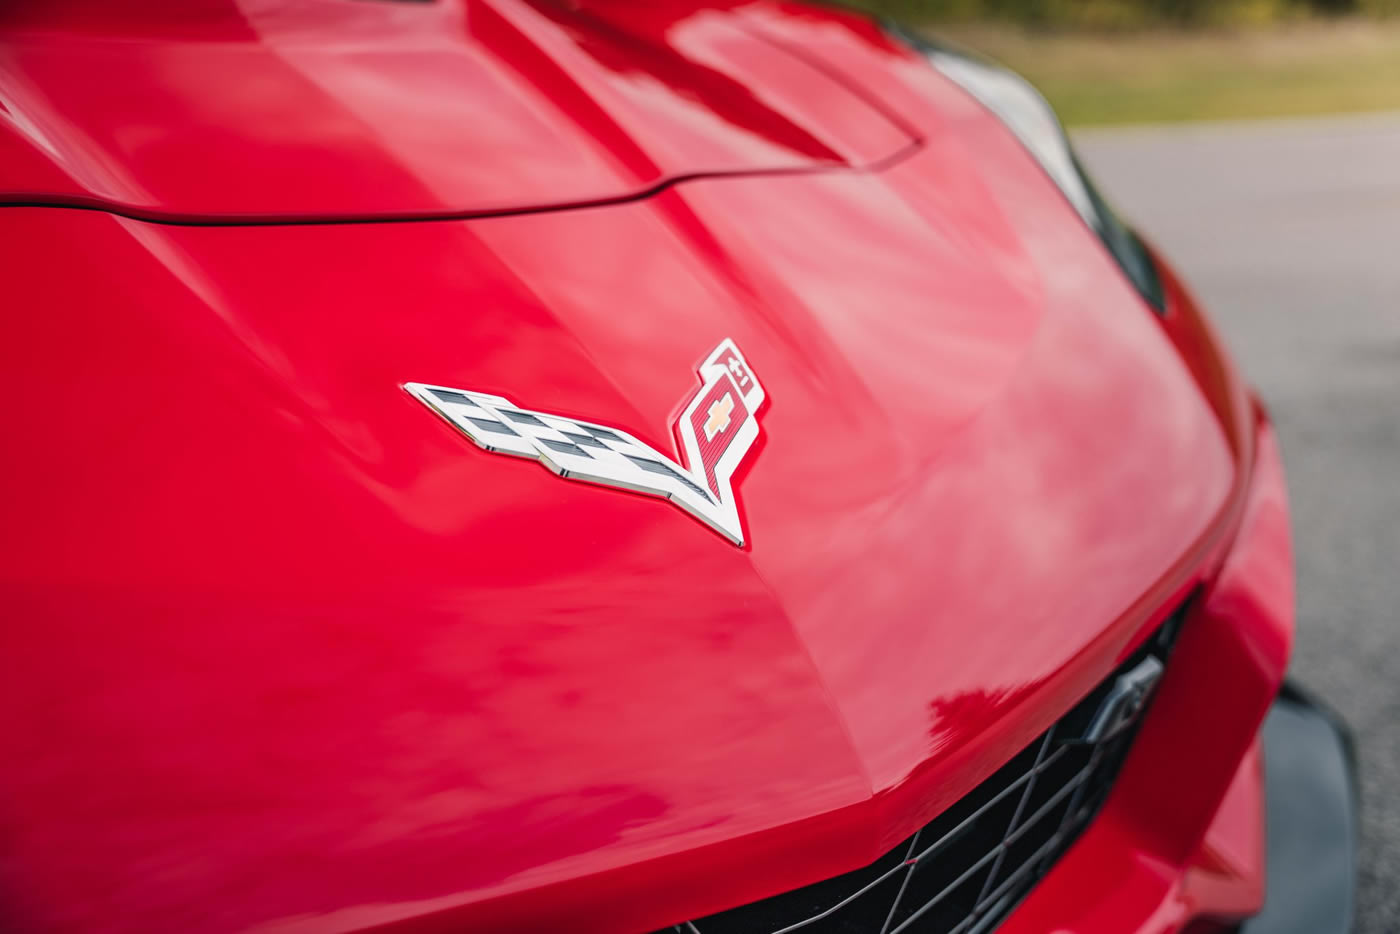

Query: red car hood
[0,0,914,220]
[0,3,1243,934]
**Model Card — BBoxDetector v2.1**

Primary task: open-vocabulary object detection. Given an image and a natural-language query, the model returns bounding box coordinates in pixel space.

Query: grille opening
[665,602,1189,934]
[704,838,916,934]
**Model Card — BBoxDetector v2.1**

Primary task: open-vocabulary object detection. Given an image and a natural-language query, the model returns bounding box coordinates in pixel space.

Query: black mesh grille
[662,607,1187,934]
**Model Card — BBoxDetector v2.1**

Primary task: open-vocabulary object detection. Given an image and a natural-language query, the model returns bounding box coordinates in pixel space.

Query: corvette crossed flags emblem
[405,339,765,545]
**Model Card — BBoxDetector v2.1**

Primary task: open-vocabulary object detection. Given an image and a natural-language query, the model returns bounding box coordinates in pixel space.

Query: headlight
[886,23,1165,312]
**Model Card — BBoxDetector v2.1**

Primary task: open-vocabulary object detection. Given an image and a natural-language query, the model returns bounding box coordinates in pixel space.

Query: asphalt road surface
[1077,113,1400,933]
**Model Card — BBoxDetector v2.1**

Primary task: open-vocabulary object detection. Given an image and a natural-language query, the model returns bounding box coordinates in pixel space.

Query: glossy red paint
[0,2,1289,933]
[0,0,914,221]
[999,410,1291,934]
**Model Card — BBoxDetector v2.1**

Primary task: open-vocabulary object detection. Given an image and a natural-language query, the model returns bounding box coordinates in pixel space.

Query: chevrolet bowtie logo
[704,392,735,441]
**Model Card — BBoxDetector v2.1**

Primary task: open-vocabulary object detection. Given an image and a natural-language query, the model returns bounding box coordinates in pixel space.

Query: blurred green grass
[915,20,1400,125]
[845,0,1400,29]
[842,1,1400,126]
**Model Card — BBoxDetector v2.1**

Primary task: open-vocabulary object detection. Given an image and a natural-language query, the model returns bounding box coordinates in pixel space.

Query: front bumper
[990,402,1360,934]
[995,678,1359,934]
[1242,683,1359,934]
[648,405,1360,934]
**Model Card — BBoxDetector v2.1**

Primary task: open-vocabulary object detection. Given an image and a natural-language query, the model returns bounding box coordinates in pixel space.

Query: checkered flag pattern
[405,382,729,532]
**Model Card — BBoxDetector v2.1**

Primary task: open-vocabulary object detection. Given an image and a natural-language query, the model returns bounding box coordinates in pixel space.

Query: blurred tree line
[848,0,1400,26]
